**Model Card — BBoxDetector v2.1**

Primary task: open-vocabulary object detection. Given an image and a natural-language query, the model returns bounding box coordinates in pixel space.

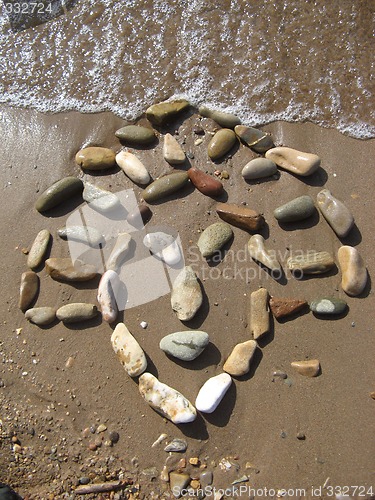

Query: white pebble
[195,373,232,413]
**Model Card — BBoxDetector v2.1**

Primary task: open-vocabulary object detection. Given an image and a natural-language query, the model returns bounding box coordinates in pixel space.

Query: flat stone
[164,438,187,453]
[223,340,258,376]
[138,372,196,424]
[249,288,270,340]
[216,202,264,231]
[116,151,151,185]
[115,125,156,145]
[197,222,233,258]
[171,266,203,321]
[56,303,98,323]
[57,226,104,248]
[310,297,347,315]
[27,229,51,270]
[143,232,182,266]
[287,251,335,276]
[163,133,186,165]
[337,245,367,296]
[75,147,116,170]
[146,99,190,126]
[265,147,320,176]
[126,204,152,228]
[45,258,97,282]
[160,331,209,361]
[207,128,237,160]
[169,471,190,498]
[317,189,354,238]
[269,297,308,319]
[188,167,224,197]
[241,158,278,180]
[291,359,320,377]
[83,182,120,213]
[35,177,83,213]
[106,232,132,272]
[234,125,274,153]
[195,373,232,413]
[25,307,56,326]
[199,106,240,128]
[141,171,189,203]
[274,195,316,222]
[19,271,39,311]
[247,234,282,274]
[200,471,213,488]
[97,270,121,323]
[110,322,147,377]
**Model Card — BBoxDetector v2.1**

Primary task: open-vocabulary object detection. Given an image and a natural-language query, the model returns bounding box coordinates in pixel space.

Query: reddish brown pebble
[216,202,264,231]
[88,443,97,451]
[188,167,224,197]
[269,297,308,320]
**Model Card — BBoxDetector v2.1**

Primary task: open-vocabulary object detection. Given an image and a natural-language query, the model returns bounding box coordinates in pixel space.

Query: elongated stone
[83,183,120,213]
[269,297,308,319]
[234,125,274,153]
[337,245,367,296]
[126,204,152,228]
[223,340,258,377]
[56,303,98,323]
[163,133,185,165]
[25,307,56,326]
[143,232,182,266]
[27,229,51,270]
[249,288,269,340]
[141,171,189,203]
[247,234,282,273]
[111,322,147,377]
[75,147,116,170]
[116,151,151,185]
[45,258,97,282]
[171,266,203,321]
[274,195,316,222]
[198,106,240,128]
[310,297,347,315]
[241,158,277,180]
[195,373,232,413]
[216,203,264,231]
[160,331,209,361]
[115,125,156,145]
[35,177,83,213]
[138,373,196,424]
[146,100,190,126]
[265,147,320,176]
[207,129,237,160]
[106,233,132,272]
[197,222,233,258]
[97,270,120,323]
[291,359,320,377]
[287,251,335,275]
[57,226,104,247]
[19,271,39,311]
[317,189,354,238]
[187,167,223,197]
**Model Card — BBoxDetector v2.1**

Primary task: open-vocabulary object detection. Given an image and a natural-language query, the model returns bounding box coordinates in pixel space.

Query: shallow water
[0,0,374,138]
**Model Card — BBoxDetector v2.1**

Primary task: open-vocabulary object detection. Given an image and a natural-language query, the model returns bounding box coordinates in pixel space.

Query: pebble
[115,124,156,145]
[82,182,120,213]
[19,271,39,311]
[111,322,147,377]
[143,231,182,266]
[97,270,121,323]
[297,432,306,440]
[216,202,264,231]
[241,158,278,180]
[317,189,354,237]
[56,303,98,323]
[287,251,335,275]
[265,147,320,176]
[198,106,241,128]
[96,424,107,433]
[57,226,104,248]
[160,331,209,361]
[200,471,213,488]
[109,430,120,443]
[274,195,316,222]
[234,125,274,153]
[337,245,367,296]
[164,438,187,453]
[127,204,152,228]
[207,129,237,160]
[171,266,203,321]
[115,151,151,185]
[309,297,347,315]
[247,234,282,274]
[269,297,308,319]
[106,232,132,272]
[141,171,189,203]
[75,147,116,170]
[163,133,186,165]
[197,222,233,258]
[187,167,224,197]
[78,477,90,485]
[25,307,56,326]
[223,340,258,376]
[35,177,83,213]
[145,99,190,125]
[169,471,190,498]
[45,258,97,282]
[195,373,232,413]
[249,288,270,340]
[273,370,288,379]
[27,229,51,270]
[291,359,320,377]
[138,372,197,423]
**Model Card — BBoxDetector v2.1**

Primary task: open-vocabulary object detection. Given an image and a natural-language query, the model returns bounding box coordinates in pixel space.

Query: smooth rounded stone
[200,471,213,488]
[110,322,147,377]
[126,204,152,228]
[274,195,316,222]
[317,189,354,238]
[106,232,132,272]
[197,222,233,258]
[249,288,270,340]
[247,234,282,273]
[171,266,203,321]
[138,372,197,424]
[97,270,121,323]
[141,171,189,203]
[146,99,190,126]
[115,125,156,145]
[27,229,51,270]
[57,226,104,248]
[143,232,181,266]
[187,167,224,197]
[25,307,56,326]
[19,271,39,311]
[265,147,320,176]
[195,373,232,413]
[160,331,209,361]
[169,471,190,498]
[164,438,187,453]
[269,297,308,319]
[163,133,186,165]
[223,340,258,377]
[241,158,277,180]
[337,245,367,296]
[207,128,237,161]
[56,303,98,323]
[287,251,335,275]
[309,297,347,315]
[35,177,83,213]
[234,125,274,153]
[115,151,151,185]
[291,359,320,377]
[82,182,120,213]
[198,106,240,128]
[75,147,116,170]
[216,202,264,231]
[45,258,97,282]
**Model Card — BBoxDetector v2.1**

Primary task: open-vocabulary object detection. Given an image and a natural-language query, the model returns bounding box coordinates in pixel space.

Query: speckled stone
[241,158,278,180]
[197,222,233,258]
[287,251,335,275]
[141,171,189,203]
[56,303,98,323]
[27,229,51,270]
[274,195,316,222]
[337,245,367,296]
[160,331,209,361]
[199,106,241,128]
[146,99,190,125]
[291,359,320,377]
[75,147,116,170]
[207,129,237,160]
[115,125,156,145]
[35,177,83,213]
[317,189,354,238]
[111,322,147,377]
[309,297,347,315]
[265,147,320,176]
[171,266,203,321]
[25,307,56,326]
[19,271,39,311]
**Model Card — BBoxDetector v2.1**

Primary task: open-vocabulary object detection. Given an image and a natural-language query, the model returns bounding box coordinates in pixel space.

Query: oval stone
[309,297,347,315]
[145,99,190,126]
[19,271,39,311]
[116,151,151,185]
[111,322,147,377]
[337,245,367,296]
[207,129,237,160]
[171,266,203,321]
[57,226,104,247]
[235,125,274,153]
[45,258,97,282]
[115,125,156,145]
[317,189,354,238]
[141,171,189,203]
[35,177,83,213]
[27,229,51,270]
[160,331,209,361]
[75,147,116,170]
[197,222,233,258]
[83,183,120,213]
[287,251,335,275]
[195,373,232,413]
[274,195,316,222]
[25,307,56,326]
[199,106,241,128]
[56,303,98,323]
[265,147,320,176]
[187,167,224,197]
[163,133,186,165]
[241,158,277,180]
[216,202,264,231]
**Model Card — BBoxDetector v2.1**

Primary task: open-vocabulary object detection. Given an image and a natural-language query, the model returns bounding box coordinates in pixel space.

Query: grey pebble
[164,438,187,452]
[78,477,90,485]
[160,331,209,361]
[274,195,316,222]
